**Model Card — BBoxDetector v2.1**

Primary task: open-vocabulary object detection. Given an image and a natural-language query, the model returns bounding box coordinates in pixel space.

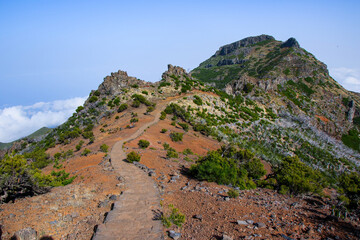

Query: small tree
[127,151,141,163]
[138,140,150,149]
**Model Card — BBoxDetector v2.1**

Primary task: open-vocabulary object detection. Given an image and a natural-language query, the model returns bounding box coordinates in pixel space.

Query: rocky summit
[0,35,359,240]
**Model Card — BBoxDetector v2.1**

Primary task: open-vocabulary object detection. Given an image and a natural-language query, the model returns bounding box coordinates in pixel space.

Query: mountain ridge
[1,35,359,239]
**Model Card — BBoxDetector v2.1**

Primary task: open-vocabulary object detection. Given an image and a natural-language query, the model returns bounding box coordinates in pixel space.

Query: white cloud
[0,97,86,143]
[330,67,360,92]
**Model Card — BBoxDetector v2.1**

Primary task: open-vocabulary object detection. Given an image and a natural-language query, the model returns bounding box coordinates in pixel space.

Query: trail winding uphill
[93,107,164,240]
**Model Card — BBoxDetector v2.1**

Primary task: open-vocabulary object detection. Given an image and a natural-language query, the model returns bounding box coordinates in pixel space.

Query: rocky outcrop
[281,37,300,48]
[161,64,190,81]
[214,34,275,56]
[98,70,146,95]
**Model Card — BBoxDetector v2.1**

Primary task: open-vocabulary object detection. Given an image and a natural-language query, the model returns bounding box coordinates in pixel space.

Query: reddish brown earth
[1,92,359,240]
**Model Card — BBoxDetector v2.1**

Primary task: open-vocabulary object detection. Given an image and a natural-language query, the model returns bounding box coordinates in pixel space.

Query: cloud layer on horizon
[330,67,360,93]
[0,97,86,143]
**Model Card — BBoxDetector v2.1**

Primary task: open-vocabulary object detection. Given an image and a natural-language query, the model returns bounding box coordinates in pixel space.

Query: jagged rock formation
[281,37,300,48]
[160,64,192,83]
[98,70,146,95]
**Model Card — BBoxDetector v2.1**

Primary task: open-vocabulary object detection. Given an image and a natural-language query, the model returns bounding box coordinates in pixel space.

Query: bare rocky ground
[1,94,359,240]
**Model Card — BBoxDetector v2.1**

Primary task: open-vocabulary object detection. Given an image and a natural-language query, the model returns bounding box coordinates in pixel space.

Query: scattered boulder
[237,220,249,225]
[168,230,181,240]
[254,222,266,228]
[222,234,233,240]
[13,227,37,240]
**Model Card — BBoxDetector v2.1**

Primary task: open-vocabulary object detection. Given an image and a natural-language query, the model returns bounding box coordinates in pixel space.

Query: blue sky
[0,0,359,142]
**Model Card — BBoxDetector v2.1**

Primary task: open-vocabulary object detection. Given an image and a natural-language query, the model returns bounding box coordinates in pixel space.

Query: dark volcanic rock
[281,37,300,48]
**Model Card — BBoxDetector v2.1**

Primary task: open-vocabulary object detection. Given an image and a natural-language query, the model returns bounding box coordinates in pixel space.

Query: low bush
[193,95,203,105]
[127,151,141,163]
[170,132,183,142]
[190,150,256,189]
[263,156,327,195]
[81,148,91,156]
[138,140,150,149]
[183,148,193,155]
[76,140,84,151]
[228,188,239,198]
[163,142,170,150]
[100,144,109,153]
[161,129,168,133]
[178,122,189,132]
[160,111,166,120]
[338,171,360,209]
[161,204,185,228]
[118,103,128,112]
[166,148,178,158]
[89,96,98,103]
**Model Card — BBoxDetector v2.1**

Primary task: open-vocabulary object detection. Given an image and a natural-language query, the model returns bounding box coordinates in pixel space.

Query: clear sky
[0,0,359,142]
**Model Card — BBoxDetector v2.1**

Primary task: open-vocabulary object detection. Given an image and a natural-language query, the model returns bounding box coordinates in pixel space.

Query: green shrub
[130,118,139,123]
[170,132,183,142]
[342,129,360,152]
[272,156,326,195]
[89,96,98,103]
[132,100,141,108]
[178,122,189,132]
[127,151,141,163]
[160,111,166,120]
[228,188,239,198]
[131,84,139,88]
[0,154,76,203]
[100,144,109,153]
[76,140,84,151]
[161,129,168,133]
[76,106,84,113]
[167,149,178,158]
[338,171,360,209]
[163,142,170,150]
[193,95,203,105]
[118,103,128,112]
[146,106,155,113]
[23,148,51,169]
[93,90,101,96]
[81,148,91,156]
[182,148,193,155]
[161,204,185,228]
[82,131,94,139]
[138,140,150,149]
[190,150,256,189]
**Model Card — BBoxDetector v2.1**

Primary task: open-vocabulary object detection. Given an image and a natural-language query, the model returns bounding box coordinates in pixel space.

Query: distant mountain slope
[0,127,52,150]
[191,35,360,140]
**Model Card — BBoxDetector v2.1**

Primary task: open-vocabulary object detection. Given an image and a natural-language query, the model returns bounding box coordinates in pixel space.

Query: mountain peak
[281,37,300,48]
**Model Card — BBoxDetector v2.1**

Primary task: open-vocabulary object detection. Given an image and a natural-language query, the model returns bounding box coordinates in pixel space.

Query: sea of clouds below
[0,97,86,143]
